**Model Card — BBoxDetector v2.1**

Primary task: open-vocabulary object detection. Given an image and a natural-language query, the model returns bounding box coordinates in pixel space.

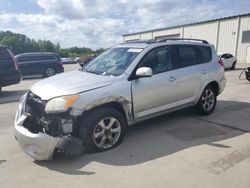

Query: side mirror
[136,67,153,78]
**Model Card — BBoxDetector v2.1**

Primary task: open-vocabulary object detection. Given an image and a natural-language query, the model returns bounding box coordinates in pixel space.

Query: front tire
[196,86,217,115]
[80,107,126,152]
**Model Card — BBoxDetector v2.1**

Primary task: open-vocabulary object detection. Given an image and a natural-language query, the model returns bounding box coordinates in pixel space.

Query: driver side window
[139,46,173,74]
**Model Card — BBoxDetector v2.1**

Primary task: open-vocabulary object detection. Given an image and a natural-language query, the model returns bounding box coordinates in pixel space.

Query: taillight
[58,60,63,66]
[218,59,224,68]
[7,49,19,70]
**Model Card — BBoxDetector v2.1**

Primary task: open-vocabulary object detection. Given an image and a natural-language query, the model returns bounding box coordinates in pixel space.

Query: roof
[16,52,58,56]
[118,38,211,49]
[123,12,250,36]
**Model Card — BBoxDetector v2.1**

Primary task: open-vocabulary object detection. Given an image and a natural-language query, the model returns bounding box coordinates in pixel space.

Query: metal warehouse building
[123,13,250,64]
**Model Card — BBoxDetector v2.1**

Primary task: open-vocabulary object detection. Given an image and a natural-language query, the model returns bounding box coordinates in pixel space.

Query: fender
[80,96,133,125]
[194,77,219,105]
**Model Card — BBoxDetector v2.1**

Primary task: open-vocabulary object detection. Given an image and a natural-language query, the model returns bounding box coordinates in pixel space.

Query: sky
[0,0,250,49]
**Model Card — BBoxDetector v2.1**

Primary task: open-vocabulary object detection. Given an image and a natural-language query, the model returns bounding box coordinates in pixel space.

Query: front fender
[79,96,133,125]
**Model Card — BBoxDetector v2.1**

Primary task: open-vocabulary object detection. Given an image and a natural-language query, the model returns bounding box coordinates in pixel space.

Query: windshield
[83,47,142,76]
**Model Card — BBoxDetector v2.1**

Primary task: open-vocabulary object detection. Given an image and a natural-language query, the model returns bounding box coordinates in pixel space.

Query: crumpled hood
[31,70,116,100]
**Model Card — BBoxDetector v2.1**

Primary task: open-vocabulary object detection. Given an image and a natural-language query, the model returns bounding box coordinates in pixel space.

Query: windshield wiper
[81,68,102,75]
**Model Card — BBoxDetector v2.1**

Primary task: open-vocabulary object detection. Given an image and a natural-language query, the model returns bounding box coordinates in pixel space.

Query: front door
[131,46,178,120]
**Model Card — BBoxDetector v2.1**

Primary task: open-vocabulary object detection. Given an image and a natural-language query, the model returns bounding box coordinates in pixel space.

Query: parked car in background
[61,57,77,64]
[0,45,21,92]
[15,38,226,160]
[79,55,96,67]
[15,52,64,77]
[218,53,237,69]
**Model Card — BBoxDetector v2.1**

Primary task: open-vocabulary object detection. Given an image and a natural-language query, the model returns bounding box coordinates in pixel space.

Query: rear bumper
[219,77,227,95]
[56,65,64,73]
[1,70,21,87]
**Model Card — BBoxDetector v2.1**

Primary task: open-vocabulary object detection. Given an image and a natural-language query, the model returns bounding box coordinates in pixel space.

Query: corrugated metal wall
[237,16,250,64]
[153,28,182,39]
[217,18,238,55]
[183,22,218,46]
[123,15,250,63]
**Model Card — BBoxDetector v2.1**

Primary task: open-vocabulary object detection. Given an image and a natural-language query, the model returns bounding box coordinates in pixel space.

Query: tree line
[0,31,105,57]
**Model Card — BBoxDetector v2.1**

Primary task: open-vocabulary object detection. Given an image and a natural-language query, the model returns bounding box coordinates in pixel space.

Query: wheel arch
[77,97,133,127]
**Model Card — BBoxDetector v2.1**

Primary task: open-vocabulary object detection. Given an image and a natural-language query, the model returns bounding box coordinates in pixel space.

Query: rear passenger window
[177,46,199,67]
[17,55,55,62]
[176,45,212,68]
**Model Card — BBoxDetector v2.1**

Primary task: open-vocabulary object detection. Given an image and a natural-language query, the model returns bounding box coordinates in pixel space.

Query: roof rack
[157,38,209,44]
[124,39,156,44]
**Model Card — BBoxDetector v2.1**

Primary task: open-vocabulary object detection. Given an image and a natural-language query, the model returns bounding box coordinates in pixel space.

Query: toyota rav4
[14,38,226,160]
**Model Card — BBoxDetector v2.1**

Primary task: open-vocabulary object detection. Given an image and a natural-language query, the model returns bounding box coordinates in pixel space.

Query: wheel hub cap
[93,117,121,149]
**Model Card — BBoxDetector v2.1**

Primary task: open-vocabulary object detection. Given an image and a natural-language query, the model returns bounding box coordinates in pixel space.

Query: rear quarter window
[175,45,212,68]
[199,46,212,63]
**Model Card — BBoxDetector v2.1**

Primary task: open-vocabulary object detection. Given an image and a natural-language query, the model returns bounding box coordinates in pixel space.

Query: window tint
[177,46,199,67]
[139,46,172,74]
[199,46,212,63]
[17,55,55,62]
[242,30,250,43]
[176,45,212,68]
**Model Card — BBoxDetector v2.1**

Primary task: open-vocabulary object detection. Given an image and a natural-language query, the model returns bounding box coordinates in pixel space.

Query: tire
[44,67,56,77]
[195,85,217,115]
[80,107,126,153]
[231,61,236,70]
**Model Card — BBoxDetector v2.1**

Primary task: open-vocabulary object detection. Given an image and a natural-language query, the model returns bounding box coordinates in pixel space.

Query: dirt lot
[0,64,250,188]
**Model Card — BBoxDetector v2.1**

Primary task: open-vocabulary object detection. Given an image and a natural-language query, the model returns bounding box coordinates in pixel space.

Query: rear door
[132,46,178,120]
[173,44,212,106]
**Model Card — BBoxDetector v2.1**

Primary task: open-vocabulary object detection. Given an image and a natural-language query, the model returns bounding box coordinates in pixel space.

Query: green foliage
[0,31,105,57]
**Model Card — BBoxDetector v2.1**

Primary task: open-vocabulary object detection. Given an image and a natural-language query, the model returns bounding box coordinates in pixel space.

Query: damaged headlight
[45,95,80,113]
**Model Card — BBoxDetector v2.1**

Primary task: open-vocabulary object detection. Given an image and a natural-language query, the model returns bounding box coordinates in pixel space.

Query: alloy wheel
[93,117,121,149]
[201,88,215,111]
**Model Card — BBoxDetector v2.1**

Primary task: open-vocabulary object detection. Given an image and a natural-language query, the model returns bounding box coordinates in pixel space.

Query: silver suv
[15,38,226,160]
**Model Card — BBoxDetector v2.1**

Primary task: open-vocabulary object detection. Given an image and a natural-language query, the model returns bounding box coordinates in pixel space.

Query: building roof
[123,12,250,36]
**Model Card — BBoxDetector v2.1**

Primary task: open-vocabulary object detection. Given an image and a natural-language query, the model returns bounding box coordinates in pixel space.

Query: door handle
[202,70,207,74]
[168,76,176,82]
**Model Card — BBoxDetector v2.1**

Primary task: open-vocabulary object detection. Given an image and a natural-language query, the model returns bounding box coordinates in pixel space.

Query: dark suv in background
[0,45,21,92]
[15,52,64,77]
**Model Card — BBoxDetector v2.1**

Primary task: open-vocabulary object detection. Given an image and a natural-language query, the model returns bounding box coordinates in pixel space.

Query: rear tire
[196,85,217,115]
[80,107,126,153]
[231,62,236,70]
[44,67,56,77]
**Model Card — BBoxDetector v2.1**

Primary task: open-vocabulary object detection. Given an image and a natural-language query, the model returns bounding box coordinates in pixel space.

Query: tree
[0,30,105,57]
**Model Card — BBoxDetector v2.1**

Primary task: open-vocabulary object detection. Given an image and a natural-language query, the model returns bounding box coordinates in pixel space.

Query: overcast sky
[0,0,250,49]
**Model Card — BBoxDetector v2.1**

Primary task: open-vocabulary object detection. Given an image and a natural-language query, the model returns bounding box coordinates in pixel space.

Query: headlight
[45,95,80,113]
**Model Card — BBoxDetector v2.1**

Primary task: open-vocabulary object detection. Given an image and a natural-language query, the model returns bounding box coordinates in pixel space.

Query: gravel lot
[0,64,250,188]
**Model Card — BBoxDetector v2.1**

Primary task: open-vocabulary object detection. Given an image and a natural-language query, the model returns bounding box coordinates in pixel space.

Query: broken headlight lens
[45,95,80,113]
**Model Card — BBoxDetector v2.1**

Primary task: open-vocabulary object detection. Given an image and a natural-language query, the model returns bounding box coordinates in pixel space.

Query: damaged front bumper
[15,114,61,160]
[14,93,85,160]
